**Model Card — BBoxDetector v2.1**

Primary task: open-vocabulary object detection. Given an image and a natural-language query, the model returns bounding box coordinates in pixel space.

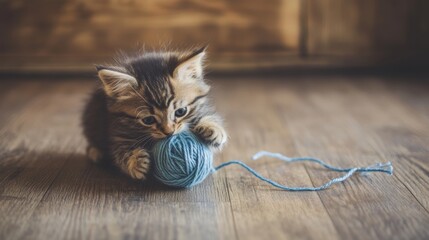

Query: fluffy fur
[82,47,227,180]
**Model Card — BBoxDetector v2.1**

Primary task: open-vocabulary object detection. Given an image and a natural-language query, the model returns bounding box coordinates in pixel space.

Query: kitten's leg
[111,145,151,180]
[192,115,227,149]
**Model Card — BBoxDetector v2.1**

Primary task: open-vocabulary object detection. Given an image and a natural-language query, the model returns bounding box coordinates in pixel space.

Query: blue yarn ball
[152,131,213,188]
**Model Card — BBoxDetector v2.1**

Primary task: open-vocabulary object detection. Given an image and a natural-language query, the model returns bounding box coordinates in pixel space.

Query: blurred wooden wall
[0,0,428,73]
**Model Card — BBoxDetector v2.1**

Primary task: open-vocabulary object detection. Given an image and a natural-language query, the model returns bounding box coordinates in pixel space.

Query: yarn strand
[153,131,393,190]
[252,151,393,175]
[214,151,393,191]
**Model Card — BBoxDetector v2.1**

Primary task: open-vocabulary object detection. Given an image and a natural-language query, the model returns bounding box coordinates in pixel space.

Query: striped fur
[82,48,227,180]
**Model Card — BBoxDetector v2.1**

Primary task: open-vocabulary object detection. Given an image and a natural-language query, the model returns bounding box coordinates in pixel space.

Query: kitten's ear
[173,46,207,81]
[96,66,138,100]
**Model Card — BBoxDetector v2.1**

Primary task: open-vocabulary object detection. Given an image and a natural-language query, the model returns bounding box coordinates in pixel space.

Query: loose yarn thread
[152,131,393,190]
[216,151,393,191]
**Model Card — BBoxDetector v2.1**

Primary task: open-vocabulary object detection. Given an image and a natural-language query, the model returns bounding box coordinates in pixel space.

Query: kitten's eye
[141,116,156,125]
[175,107,187,117]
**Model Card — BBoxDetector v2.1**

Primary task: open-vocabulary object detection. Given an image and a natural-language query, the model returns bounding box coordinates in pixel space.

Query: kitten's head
[96,47,211,140]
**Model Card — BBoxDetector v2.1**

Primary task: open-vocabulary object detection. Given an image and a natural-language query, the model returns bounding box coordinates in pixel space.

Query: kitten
[82,47,227,180]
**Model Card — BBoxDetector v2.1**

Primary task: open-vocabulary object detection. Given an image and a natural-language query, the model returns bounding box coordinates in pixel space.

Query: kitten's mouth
[151,133,168,139]
[152,126,187,139]
[152,131,175,139]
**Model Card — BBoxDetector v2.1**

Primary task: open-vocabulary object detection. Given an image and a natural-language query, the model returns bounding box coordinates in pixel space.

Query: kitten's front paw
[194,122,227,149]
[126,149,151,180]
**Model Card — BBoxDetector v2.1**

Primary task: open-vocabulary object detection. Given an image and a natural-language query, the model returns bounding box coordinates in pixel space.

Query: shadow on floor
[0,148,199,202]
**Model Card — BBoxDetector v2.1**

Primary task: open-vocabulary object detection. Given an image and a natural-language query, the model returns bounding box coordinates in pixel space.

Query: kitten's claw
[195,122,227,149]
[127,149,151,180]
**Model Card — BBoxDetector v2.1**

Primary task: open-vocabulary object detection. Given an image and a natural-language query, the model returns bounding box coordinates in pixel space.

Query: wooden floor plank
[382,80,429,210]
[385,79,429,123]
[1,76,429,240]
[0,81,47,128]
[214,79,340,240]
[276,77,429,239]
[345,79,429,211]
[16,152,236,240]
[0,80,93,239]
[0,81,45,183]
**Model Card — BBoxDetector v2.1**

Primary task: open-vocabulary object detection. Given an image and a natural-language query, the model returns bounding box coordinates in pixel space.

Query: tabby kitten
[82,47,227,180]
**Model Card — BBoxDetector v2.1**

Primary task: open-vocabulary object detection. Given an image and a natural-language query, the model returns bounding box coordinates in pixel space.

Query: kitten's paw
[194,122,227,149]
[126,149,151,180]
[87,146,103,163]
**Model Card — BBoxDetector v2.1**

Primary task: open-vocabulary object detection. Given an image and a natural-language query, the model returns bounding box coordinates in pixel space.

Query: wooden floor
[1,74,429,240]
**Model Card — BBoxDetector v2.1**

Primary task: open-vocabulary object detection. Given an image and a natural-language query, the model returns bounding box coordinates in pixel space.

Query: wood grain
[0,81,86,239]
[214,79,339,240]
[274,77,429,239]
[1,76,429,239]
[0,0,300,57]
[307,0,429,58]
[1,0,429,72]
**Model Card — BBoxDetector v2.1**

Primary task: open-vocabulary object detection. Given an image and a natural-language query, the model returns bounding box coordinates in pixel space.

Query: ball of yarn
[152,131,213,188]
